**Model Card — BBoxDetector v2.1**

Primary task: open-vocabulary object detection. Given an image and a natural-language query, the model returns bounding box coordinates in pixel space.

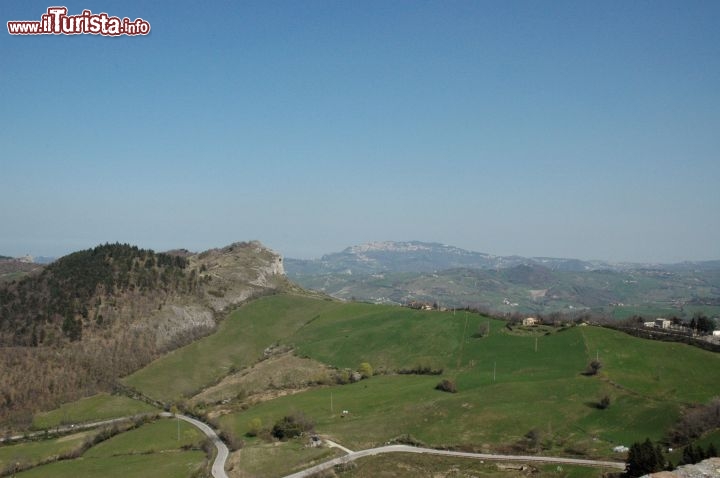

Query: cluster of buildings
[644,318,672,329]
[644,317,720,337]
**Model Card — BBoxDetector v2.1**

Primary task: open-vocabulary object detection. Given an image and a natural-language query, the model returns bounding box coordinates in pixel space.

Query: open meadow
[15,294,720,477]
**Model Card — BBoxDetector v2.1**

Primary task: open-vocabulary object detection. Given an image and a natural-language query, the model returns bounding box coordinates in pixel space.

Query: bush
[219,430,244,451]
[271,412,314,441]
[435,379,457,393]
[584,360,602,376]
[598,395,611,409]
[358,362,373,378]
[246,417,262,437]
[398,364,443,375]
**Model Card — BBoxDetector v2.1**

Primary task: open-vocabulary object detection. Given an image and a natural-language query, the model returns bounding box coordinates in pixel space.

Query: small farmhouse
[522,317,539,326]
[654,318,671,329]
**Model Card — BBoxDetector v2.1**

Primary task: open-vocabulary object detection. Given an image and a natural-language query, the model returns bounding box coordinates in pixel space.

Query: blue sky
[1,1,719,262]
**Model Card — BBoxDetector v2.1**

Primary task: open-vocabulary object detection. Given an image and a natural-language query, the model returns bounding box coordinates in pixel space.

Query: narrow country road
[281,443,626,478]
[2,411,230,477]
[0,414,151,443]
[3,415,625,478]
[173,414,230,478]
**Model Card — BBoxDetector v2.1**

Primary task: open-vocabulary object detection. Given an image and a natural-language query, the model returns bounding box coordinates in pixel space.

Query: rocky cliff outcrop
[150,241,292,348]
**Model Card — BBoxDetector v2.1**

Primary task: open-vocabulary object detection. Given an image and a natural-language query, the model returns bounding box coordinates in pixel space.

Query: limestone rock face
[641,458,720,478]
[145,240,293,349]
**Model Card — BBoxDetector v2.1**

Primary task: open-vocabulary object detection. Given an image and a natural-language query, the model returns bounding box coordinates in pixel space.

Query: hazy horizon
[2,237,719,265]
[3,1,719,264]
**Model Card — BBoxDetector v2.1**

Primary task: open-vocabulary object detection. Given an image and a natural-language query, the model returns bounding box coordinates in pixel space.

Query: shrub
[246,417,262,437]
[358,362,373,378]
[271,412,315,441]
[435,379,457,393]
[598,395,611,409]
[398,364,443,375]
[584,360,602,376]
[219,430,244,451]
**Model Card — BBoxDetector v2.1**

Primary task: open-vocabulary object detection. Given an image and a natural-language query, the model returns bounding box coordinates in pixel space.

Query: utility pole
[457,312,469,368]
[170,405,179,441]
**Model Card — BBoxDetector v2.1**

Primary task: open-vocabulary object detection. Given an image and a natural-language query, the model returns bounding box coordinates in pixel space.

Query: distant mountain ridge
[285,241,720,316]
[286,240,718,277]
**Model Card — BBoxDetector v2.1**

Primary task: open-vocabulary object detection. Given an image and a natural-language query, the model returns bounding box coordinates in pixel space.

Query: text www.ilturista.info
[8,7,150,36]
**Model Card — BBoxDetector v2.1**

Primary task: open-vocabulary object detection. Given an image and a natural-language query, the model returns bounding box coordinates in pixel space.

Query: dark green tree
[681,443,699,465]
[707,442,718,458]
[61,315,82,341]
[626,438,664,477]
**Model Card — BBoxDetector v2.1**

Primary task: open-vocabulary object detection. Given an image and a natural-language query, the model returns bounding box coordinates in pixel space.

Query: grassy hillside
[0,430,100,472]
[123,295,339,402]
[32,393,157,429]
[336,453,611,478]
[206,295,720,474]
[118,293,720,473]
[13,452,205,478]
[7,418,207,478]
[10,293,719,477]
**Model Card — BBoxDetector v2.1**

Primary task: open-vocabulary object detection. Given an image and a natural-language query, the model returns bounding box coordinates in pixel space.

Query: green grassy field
[10,419,207,478]
[228,439,343,477]
[337,452,614,478]
[19,293,720,476]
[203,295,720,460]
[123,295,344,402]
[32,393,157,429]
[0,430,97,471]
[83,418,205,458]
[13,451,205,478]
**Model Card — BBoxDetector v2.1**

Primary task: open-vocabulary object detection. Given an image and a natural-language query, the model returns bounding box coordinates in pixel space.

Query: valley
[286,242,720,319]
[1,243,719,477]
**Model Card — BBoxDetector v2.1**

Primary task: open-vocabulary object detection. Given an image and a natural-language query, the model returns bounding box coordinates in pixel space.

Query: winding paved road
[281,443,626,478]
[3,413,230,478]
[4,415,626,478]
[175,414,229,478]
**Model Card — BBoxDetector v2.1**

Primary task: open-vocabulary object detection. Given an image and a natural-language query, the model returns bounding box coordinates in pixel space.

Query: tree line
[0,243,195,347]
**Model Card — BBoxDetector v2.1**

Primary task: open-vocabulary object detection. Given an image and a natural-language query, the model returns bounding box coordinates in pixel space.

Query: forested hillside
[0,241,290,429]
[0,243,194,346]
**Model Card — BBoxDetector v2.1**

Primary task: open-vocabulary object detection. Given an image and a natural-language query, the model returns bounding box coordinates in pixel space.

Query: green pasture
[233,439,343,477]
[123,295,345,402]
[83,418,205,458]
[0,430,96,471]
[341,452,613,478]
[13,451,205,478]
[9,418,207,478]
[114,293,720,468]
[204,295,720,459]
[32,393,157,429]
